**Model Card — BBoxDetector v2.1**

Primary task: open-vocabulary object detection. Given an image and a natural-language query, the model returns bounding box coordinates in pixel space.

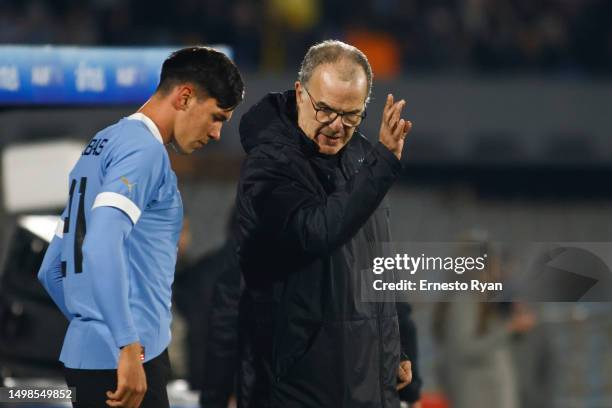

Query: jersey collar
[127,112,164,145]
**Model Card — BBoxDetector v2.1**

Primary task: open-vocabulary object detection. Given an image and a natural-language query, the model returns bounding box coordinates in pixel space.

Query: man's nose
[328,115,343,132]
[209,125,222,141]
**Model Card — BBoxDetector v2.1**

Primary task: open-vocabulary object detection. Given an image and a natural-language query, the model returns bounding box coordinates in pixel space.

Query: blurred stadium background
[1,1,612,407]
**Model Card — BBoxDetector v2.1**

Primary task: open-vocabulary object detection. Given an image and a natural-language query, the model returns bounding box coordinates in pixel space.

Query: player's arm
[83,206,147,408]
[37,220,71,320]
[82,206,139,348]
[86,137,165,347]
[87,139,165,408]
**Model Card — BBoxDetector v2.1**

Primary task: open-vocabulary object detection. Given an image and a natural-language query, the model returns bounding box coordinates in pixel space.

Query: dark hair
[157,46,245,110]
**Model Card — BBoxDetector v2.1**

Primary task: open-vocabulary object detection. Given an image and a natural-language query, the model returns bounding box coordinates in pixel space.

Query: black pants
[64,349,170,408]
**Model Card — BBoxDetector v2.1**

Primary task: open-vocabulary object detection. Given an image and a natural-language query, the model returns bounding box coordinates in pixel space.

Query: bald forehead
[307,62,368,113]
[311,60,367,86]
[310,61,368,99]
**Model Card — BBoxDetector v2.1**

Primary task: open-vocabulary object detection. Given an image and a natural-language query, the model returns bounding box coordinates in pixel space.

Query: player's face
[173,95,233,154]
[295,64,367,155]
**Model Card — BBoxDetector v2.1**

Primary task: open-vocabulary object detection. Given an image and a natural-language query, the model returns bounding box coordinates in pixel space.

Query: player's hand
[379,93,412,161]
[396,359,412,391]
[409,401,422,408]
[106,342,147,408]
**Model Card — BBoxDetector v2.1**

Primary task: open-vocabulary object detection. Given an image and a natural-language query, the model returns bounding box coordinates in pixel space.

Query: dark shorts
[64,349,170,408]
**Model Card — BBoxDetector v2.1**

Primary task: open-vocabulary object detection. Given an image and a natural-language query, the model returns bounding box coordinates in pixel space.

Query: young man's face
[295,63,368,155]
[173,92,233,154]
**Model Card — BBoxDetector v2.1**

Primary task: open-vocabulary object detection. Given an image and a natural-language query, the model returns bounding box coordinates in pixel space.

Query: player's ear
[172,85,194,111]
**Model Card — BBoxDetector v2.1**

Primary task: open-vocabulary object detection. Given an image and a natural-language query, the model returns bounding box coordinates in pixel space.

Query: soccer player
[37,46,244,408]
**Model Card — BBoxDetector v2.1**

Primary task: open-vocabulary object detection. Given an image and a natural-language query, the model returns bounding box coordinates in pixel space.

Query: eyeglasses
[303,87,366,128]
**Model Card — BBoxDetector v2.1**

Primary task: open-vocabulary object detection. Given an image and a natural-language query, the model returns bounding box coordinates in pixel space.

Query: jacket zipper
[350,148,387,407]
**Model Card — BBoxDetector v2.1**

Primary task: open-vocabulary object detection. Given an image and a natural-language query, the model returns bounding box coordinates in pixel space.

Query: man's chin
[169,141,192,155]
[317,144,342,155]
[315,135,344,155]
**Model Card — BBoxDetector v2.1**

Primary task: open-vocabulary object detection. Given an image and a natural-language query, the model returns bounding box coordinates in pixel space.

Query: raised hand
[379,94,412,160]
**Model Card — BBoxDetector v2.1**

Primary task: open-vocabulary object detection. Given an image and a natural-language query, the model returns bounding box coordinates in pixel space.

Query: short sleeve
[92,142,165,224]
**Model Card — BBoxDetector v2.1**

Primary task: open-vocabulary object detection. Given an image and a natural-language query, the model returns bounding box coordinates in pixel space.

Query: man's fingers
[389,100,405,129]
[382,95,409,133]
[382,94,395,123]
[393,119,405,138]
[106,385,143,408]
[389,101,402,126]
[106,390,131,408]
[403,120,413,135]
[395,118,413,141]
[398,360,412,382]
[106,399,124,407]
[401,360,412,371]
[393,118,411,141]
[386,93,393,108]
[398,367,411,381]
[396,381,409,391]
[106,385,126,402]
[397,365,406,379]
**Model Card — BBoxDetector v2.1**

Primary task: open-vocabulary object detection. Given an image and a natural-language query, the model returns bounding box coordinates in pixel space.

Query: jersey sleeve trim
[55,219,64,238]
[92,192,142,224]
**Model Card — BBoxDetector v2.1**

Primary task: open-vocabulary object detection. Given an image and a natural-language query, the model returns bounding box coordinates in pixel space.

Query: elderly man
[235,40,421,407]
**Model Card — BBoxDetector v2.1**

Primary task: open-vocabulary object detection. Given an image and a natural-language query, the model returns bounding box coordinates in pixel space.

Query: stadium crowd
[1,0,610,75]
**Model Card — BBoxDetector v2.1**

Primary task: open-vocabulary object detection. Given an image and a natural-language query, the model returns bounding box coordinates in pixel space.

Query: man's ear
[172,85,194,111]
[294,81,302,103]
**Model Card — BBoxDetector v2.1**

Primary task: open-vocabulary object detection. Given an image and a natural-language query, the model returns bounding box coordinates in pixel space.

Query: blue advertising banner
[0,45,232,106]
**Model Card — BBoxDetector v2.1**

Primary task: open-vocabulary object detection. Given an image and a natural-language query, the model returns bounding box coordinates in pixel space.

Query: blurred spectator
[431,243,537,408]
[1,0,610,75]
[433,300,535,408]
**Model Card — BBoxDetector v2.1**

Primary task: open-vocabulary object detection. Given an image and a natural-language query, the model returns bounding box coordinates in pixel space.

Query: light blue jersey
[47,113,182,368]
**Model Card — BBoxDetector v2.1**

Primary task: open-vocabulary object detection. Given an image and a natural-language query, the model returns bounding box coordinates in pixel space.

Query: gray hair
[298,40,373,104]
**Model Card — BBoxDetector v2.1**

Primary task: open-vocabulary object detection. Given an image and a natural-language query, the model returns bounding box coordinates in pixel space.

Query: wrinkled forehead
[307,63,368,112]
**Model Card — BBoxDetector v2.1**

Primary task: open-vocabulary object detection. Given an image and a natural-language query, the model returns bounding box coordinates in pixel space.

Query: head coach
[235,40,422,407]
